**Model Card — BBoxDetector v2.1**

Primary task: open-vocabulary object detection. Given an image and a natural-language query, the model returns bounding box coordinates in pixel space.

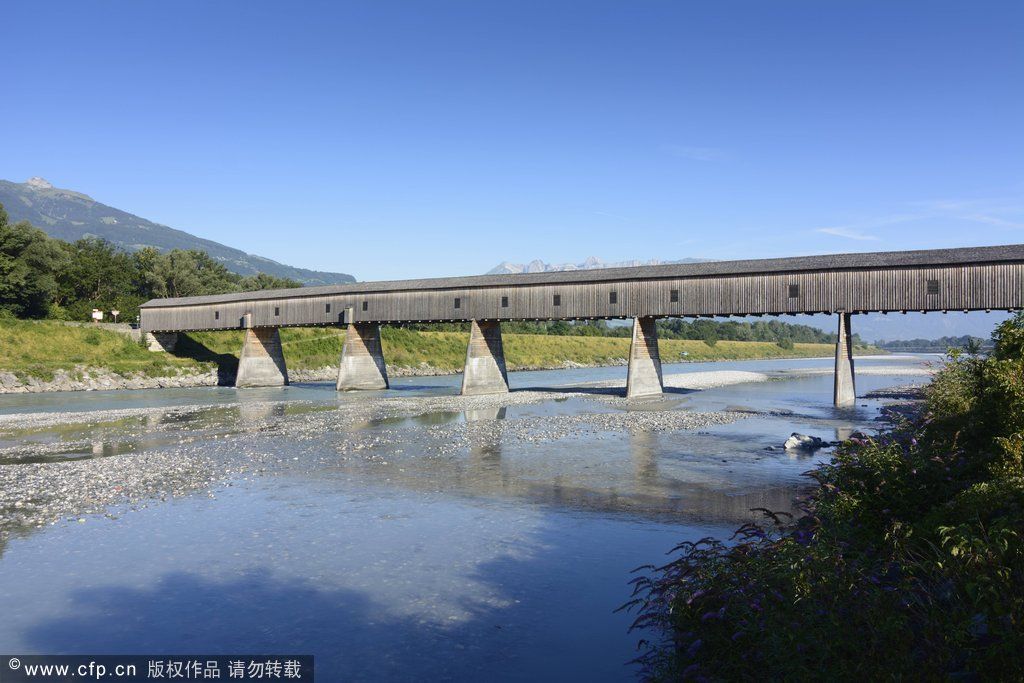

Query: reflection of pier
[467,411,504,478]
[237,401,286,424]
[631,429,660,487]
[322,413,806,526]
[464,406,507,423]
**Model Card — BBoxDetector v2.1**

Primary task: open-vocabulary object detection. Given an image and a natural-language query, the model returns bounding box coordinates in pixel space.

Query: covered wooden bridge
[140,244,1024,406]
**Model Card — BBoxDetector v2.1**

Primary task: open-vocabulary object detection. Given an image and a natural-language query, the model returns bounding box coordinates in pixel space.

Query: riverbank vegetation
[409,317,866,347]
[624,315,1024,680]
[185,327,864,374]
[879,334,991,353]
[0,319,874,383]
[0,316,206,381]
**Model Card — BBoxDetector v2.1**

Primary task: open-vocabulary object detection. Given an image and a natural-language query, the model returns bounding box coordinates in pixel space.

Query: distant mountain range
[0,177,355,285]
[487,256,710,274]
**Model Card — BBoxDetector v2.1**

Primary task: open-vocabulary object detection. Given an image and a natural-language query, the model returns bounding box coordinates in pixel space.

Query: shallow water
[0,355,932,680]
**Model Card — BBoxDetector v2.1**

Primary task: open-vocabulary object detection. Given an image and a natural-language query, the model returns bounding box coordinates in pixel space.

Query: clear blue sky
[4,1,1022,281]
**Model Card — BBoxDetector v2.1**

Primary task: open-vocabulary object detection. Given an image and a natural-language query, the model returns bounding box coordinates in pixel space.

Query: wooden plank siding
[139,247,1024,333]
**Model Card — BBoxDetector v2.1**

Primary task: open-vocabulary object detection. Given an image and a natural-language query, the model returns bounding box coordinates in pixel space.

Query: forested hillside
[0,203,300,323]
[0,178,355,285]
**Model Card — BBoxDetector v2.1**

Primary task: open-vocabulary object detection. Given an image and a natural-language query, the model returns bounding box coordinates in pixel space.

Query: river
[0,355,935,680]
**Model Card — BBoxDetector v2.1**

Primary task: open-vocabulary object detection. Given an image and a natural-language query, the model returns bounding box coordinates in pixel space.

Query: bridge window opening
[326,303,331,313]
[670,289,679,303]
[927,280,940,295]
[362,301,368,311]
[609,291,618,304]
[454,297,461,309]
[788,284,800,298]
[553,294,561,307]
[214,311,219,320]
[501,296,508,308]
[274,307,280,316]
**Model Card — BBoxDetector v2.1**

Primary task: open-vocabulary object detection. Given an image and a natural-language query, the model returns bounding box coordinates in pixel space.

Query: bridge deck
[140,244,1024,333]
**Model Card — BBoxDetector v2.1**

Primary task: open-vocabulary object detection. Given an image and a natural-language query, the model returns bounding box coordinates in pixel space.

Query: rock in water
[784,433,825,451]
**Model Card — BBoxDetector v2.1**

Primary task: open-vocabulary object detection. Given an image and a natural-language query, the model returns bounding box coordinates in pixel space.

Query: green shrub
[46,303,71,321]
[625,313,1024,680]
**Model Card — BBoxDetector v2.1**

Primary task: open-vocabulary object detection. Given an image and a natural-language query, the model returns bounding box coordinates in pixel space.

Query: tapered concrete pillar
[834,312,856,408]
[461,320,509,396]
[626,316,664,398]
[235,327,289,388]
[337,323,389,391]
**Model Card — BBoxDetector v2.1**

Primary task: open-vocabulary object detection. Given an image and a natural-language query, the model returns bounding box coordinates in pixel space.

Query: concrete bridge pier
[145,332,178,353]
[461,320,509,396]
[834,312,856,408]
[626,316,664,398]
[337,323,389,391]
[235,327,289,388]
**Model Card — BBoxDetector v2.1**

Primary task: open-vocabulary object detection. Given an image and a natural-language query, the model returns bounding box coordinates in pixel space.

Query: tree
[0,205,70,317]
[240,272,303,291]
[144,249,235,298]
[61,238,135,301]
[548,320,572,336]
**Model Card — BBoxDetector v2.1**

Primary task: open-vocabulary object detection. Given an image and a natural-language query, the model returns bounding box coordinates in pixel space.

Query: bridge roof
[141,243,1024,308]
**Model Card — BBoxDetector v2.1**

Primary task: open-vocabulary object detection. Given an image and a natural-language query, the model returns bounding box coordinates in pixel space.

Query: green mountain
[0,177,355,285]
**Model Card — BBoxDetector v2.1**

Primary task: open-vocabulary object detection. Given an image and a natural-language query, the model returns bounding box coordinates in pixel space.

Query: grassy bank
[184,327,868,373]
[0,318,206,382]
[625,316,1024,680]
[0,320,879,383]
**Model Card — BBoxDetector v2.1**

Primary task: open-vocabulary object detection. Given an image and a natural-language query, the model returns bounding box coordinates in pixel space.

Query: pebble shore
[0,366,220,394]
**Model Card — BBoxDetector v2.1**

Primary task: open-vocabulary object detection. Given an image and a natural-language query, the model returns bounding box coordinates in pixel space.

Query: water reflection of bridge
[321,405,832,526]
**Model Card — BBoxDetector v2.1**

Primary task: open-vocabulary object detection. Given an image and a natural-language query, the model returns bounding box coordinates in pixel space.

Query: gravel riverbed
[0,373,765,541]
